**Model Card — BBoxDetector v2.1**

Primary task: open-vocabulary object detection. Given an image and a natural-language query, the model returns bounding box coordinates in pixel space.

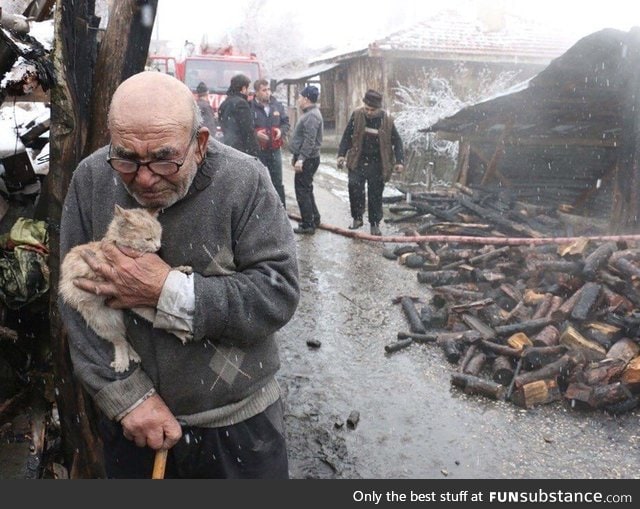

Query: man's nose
[134,163,160,185]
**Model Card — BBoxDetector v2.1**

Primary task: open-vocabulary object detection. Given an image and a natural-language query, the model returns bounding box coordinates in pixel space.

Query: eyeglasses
[107,131,198,176]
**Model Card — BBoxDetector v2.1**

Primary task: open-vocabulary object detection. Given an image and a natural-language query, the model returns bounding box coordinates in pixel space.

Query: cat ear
[114,204,126,216]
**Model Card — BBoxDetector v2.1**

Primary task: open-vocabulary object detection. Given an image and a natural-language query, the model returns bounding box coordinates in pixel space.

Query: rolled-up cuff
[93,368,155,420]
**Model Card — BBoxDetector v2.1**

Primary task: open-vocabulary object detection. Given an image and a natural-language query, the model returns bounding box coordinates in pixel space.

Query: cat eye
[107,131,198,176]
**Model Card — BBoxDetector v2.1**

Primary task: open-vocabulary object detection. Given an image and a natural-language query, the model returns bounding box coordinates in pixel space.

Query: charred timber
[521,345,568,371]
[492,355,515,386]
[514,354,571,389]
[395,296,426,334]
[570,282,602,322]
[462,351,487,376]
[582,242,617,280]
[451,373,507,401]
[511,379,562,409]
[494,317,553,337]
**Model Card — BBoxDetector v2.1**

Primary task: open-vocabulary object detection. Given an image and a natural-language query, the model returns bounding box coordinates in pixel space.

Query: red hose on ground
[288,213,640,245]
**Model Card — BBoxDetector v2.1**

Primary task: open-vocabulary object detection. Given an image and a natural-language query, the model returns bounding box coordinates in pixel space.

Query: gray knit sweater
[59,140,299,426]
[288,104,323,161]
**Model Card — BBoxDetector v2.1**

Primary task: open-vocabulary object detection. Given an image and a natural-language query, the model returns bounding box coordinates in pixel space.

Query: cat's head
[106,205,162,253]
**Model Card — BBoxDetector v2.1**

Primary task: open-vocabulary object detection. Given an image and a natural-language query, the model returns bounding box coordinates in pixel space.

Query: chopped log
[461,314,495,340]
[441,245,511,270]
[523,289,546,305]
[396,331,444,343]
[450,373,506,401]
[560,325,607,361]
[511,379,562,408]
[463,351,487,376]
[532,325,560,347]
[494,317,553,337]
[420,303,448,328]
[440,337,462,364]
[565,382,593,406]
[606,337,640,363]
[478,303,506,327]
[506,332,533,350]
[458,344,478,373]
[505,300,532,322]
[582,322,621,350]
[514,354,571,389]
[531,293,553,320]
[492,355,515,386]
[545,296,564,319]
[521,345,568,370]
[411,200,460,223]
[621,356,640,390]
[394,296,426,334]
[384,338,414,354]
[582,241,618,280]
[458,196,544,238]
[480,340,521,357]
[450,298,494,313]
[579,358,627,386]
[610,257,640,280]
[589,382,633,408]
[532,260,584,274]
[570,282,602,322]
[472,269,506,284]
[601,286,634,312]
[550,284,587,322]
[501,283,523,303]
[417,270,468,286]
[434,286,484,301]
[599,270,627,292]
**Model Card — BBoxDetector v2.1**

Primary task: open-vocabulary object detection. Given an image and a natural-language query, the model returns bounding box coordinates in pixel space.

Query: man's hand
[256,129,269,142]
[337,156,346,169]
[294,159,303,173]
[73,242,171,308]
[273,127,282,140]
[394,164,404,173]
[120,393,182,450]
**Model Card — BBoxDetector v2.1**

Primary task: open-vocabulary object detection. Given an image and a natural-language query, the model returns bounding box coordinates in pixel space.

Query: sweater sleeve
[58,167,155,420]
[237,99,260,156]
[297,112,322,160]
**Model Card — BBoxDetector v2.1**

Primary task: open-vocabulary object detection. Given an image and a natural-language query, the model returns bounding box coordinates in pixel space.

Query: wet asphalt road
[275,160,640,479]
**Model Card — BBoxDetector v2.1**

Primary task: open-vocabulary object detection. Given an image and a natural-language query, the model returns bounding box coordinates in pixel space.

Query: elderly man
[337,89,404,236]
[58,71,299,478]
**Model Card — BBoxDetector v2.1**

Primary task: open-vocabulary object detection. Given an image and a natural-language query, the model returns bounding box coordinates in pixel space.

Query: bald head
[108,71,198,138]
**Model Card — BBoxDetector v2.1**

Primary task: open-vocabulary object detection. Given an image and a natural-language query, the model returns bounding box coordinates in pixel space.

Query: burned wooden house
[426,28,640,232]
[299,9,574,135]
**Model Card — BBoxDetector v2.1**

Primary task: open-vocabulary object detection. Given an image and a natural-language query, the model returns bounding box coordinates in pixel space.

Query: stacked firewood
[385,226,640,414]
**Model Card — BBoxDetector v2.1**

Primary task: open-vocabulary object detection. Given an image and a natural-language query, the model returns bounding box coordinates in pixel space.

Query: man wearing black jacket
[218,74,260,156]
[337,89,404,236]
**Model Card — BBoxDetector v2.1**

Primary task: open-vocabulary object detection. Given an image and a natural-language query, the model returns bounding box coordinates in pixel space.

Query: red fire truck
[147,45,263,112]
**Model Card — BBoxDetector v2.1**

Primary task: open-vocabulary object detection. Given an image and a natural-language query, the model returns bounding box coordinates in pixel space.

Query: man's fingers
[162,421,183,449]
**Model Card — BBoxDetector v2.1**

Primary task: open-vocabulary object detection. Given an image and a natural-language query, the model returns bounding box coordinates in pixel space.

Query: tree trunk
[86,0,158,153]
[48,0,157,478]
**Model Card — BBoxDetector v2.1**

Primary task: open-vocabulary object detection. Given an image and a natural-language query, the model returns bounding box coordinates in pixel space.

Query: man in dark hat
[337,89,404,236]
[289,85,323,234]
[195,82,218,136]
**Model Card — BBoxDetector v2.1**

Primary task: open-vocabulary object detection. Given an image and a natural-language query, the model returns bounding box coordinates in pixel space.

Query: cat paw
[127,345,141,363]
[110,358,130,373]
[175,265,193,275]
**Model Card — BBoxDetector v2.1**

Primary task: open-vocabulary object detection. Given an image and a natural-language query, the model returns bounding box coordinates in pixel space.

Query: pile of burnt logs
[385,239,640,414]
[384,183,603,239]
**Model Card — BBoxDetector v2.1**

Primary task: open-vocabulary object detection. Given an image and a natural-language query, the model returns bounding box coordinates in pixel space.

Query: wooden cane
[152,449,168,479]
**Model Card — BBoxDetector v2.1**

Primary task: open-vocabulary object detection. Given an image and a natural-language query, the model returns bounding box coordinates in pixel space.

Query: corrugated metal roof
[276,63,340,84]
[312,10,576,65]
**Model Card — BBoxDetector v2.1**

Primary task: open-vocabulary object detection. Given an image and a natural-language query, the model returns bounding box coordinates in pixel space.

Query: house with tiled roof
[293,9,577,136]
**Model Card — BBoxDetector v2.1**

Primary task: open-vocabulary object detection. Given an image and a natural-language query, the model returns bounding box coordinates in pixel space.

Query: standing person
[58,71,299,479]
[195,81,218,136]
[337,89,404,236]
[289,85,323,235]
[250,79,290,207]
[218,73,260,156]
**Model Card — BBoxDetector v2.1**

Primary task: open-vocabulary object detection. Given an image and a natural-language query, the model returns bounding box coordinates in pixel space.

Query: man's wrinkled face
[109,125,202,209]
[256,85,271,103]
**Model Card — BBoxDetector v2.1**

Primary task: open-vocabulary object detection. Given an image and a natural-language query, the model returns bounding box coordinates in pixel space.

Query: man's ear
[196,128,209,162]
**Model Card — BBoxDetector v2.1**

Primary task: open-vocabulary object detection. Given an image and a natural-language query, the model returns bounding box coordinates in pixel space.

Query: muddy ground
[276,159,640,479]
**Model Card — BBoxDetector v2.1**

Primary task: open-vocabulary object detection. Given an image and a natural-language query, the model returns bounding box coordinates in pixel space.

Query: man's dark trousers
[348,158,384,224]
[258,149,285,206]
[294,156,321,228]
